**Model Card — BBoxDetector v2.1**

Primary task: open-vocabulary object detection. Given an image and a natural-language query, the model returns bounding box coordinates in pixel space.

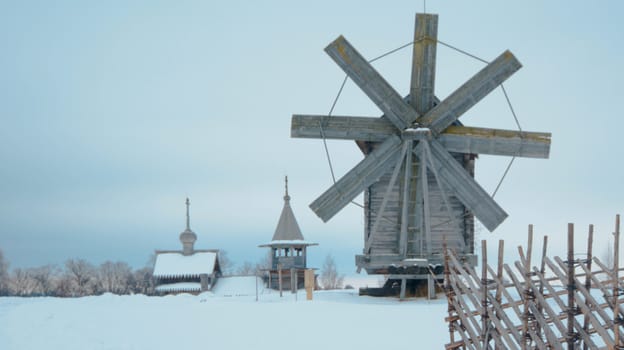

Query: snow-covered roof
[155,282,202,292]
[153,252,218,278]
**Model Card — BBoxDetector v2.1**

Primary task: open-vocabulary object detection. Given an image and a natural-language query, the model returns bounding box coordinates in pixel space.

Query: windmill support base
[359,274,443,299]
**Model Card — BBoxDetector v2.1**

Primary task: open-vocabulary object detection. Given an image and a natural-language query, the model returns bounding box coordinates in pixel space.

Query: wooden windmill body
[291,13,551,295]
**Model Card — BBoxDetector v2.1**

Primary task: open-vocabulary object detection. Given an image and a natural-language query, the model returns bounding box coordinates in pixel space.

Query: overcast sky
[1,1,623,274]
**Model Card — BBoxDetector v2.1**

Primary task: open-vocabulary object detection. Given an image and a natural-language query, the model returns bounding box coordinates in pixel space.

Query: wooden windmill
[291,13,551,296]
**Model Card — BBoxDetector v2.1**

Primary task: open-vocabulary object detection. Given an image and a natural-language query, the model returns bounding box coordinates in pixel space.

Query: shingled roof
[259,177,316,247]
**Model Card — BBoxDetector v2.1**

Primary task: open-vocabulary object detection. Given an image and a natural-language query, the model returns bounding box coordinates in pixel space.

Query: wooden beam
[399,140,413,257]
[366,142,408,253]
[410,13,438,114]
[291,114,395,142]
[325,36,420,130]
[439,125,551,158]
[417,50,522,134]
[415,139,508,231]
[309,135,403,222]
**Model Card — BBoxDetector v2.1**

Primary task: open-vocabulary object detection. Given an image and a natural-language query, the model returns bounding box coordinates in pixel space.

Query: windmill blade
[310,135,403,222]
[325,36,420,130]
[415,139,508,231]
[438,126,552,158]
[291,114,394,142]
[410,13,438,114]
[417,50,522,134]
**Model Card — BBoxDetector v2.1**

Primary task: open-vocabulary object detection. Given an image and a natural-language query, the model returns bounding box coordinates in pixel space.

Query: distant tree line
[0,248,348,296]
[0,249,155,297]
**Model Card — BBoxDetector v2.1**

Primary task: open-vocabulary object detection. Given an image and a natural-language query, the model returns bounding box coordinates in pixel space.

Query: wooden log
[566,223,576,350]
[398,140,412,257]
[547,257,616,347]
[517,260,600,349]
[583,225,593,350]
[449,253,520,349]
[614,214,621,349]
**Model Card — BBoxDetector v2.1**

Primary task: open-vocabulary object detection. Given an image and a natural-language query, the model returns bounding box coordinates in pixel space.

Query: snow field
[0,290,449,349]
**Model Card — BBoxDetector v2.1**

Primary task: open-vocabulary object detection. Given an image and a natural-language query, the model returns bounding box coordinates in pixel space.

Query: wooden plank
[438,126,551,159]
[325,36,419,130]
[446,266,485,350]
[366,143,408,253]
[399,140,413,257]
[415,139,508,231]
[310,135,403,222]
[452,254,521,349]
[514,261,598,348]
[472,265,523,348]
[291,114,395,141]
[546,257,616,347]
[420,144,432,255]
[527,303,565,350]
[417,50,522,134]
[410,13,438,114]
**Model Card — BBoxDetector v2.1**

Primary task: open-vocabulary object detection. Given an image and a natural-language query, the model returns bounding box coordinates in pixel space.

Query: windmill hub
[401,128,431,140]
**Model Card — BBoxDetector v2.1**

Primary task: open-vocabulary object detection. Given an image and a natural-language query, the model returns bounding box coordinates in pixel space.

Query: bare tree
[64,259,96,297]
[218,250,234,275]
[236,261,255,276]
[320,254,344,290]
[255,251,272,272]
[30,265,59,296]
[131,266,155,295]
[0,249,9,296]
[55,273,75,297]
[604,239,614,269]
[97,261,132,295]
[9,268,37,296]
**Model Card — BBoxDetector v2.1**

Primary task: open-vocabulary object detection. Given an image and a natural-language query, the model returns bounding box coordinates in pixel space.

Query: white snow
[153,252,217,277]
[211,276,268,297]
[0,288,449,349]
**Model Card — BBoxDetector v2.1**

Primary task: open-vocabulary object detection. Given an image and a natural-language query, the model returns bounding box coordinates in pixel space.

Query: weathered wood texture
[290,13,551,282]
[444,217,624,350]
[417,50,522,135]
[438,126,551,158]
[325,36,420,130]
[417,139,507,231]
[291,116,551,159]
[309,135,402,222]
[360,144,469,272]
[410,13,438,114]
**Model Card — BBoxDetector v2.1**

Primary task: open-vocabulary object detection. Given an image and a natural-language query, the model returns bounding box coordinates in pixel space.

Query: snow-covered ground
[0,279,449,349]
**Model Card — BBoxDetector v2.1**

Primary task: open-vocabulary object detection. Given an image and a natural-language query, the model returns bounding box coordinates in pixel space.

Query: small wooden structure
[443,215,623,349]
[291,13,551,297]
[259,177,317,293]
[153,198,222,294]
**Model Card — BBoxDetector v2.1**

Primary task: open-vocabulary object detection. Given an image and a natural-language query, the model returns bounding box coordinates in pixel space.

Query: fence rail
[443,215,623,350]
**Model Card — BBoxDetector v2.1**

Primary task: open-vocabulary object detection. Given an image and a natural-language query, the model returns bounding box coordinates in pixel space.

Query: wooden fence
[443,215,623,349]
